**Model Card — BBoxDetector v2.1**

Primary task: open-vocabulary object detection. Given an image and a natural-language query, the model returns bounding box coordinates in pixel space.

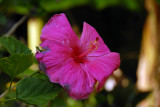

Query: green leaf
[0,54,33,79]
[92,0,144,11]
[16,76,62,105]
[92,0,120,10]
[123,0,142,11]
[33,73,49,81]
[16,68,35,79]
[51,96,67,107]
[40,0,88,12]
[0,37,32,55]
[0,0,31,14]
[5,90,16,99]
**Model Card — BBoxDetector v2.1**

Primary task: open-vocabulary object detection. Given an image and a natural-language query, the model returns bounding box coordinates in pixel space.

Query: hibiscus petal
[80,22,110,56]
[35,40,73,83]
[59,59,95,100]
[83,52,120,91]
[40,13,79,50]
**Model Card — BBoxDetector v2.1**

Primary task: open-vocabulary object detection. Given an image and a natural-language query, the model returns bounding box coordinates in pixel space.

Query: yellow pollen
[87,37,99,52]
[77,37,100,60]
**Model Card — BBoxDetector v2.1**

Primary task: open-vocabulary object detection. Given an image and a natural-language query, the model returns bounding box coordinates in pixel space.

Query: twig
[5,15,28,37]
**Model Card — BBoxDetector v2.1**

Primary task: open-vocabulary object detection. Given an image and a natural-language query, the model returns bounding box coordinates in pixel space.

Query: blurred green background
[0,0,159,107]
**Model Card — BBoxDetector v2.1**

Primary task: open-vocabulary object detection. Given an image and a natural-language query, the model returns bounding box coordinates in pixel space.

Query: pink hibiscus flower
[35,13,120,100]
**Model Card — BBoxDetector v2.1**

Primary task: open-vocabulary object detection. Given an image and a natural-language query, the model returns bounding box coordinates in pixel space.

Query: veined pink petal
[59,59,95,100]
[83,52,120,91]
[40,13,80,51]
[80,22,110,56]
[35,40,73,83]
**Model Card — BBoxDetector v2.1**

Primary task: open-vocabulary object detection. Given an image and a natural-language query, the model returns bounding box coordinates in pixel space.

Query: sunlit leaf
[0,54,33,79]
[0,37,32,55]
[16,68,35,79]
[16,76,62,105]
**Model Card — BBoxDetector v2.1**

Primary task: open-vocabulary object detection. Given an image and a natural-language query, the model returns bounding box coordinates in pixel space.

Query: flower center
[75,37,99,62]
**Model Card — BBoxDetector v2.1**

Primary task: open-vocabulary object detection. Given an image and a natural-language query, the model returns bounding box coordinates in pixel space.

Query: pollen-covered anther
[87,37,99,52]
[77,37,99,59]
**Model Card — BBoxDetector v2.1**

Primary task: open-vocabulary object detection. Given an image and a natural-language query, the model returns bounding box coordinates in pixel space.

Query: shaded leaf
[16,76,62,105]
[0,0,31,14]
[92,0,143,11]
[0,54,33,79]
[40,0,88,12]
[33,73,49,81]
[5,90,16,98]
[123,0,142,11]
[51,97,67,107]
[0,37,32,55]
[92,0,120,10]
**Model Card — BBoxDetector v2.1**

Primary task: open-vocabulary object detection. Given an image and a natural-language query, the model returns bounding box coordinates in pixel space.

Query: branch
[5,15,28,37]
